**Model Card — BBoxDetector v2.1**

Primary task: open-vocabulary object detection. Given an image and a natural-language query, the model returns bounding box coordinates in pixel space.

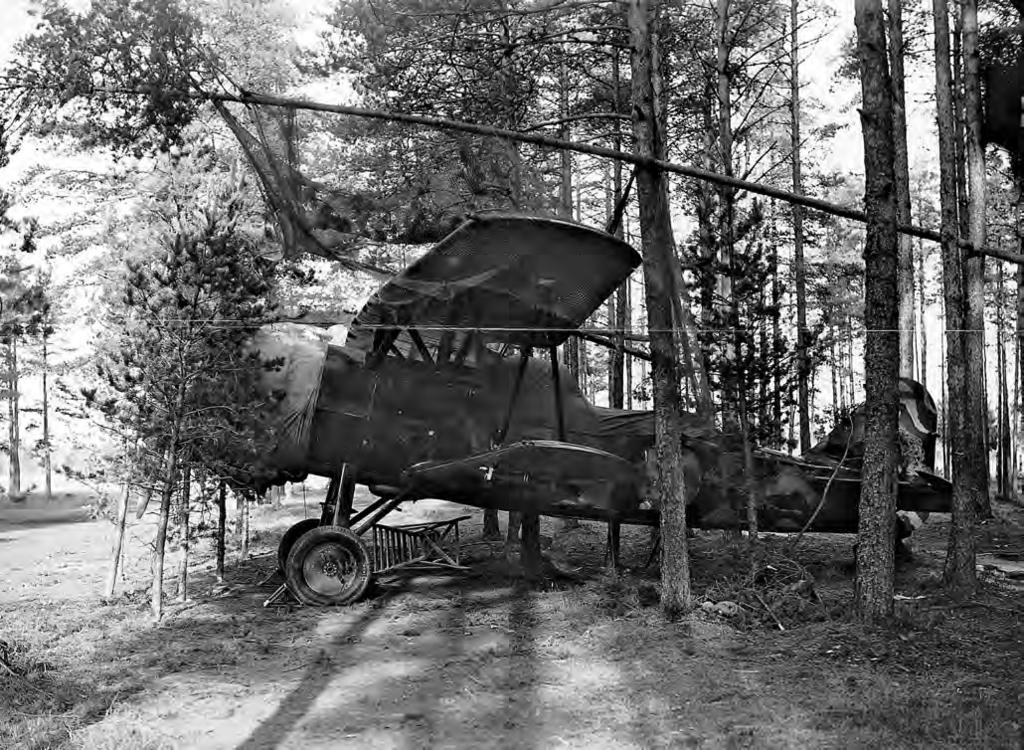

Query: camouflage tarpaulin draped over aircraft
[251,213,950,531]
[241,213,954,606]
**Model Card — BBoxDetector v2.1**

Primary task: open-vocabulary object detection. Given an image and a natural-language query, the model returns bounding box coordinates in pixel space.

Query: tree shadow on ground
[235,582,410,750]
[236,566,546,748]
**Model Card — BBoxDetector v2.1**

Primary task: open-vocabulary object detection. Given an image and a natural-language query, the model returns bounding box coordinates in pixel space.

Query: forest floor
[1,488,1023,749]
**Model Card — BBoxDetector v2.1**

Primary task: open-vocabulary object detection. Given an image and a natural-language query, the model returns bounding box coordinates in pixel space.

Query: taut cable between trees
[4,81,1022,265]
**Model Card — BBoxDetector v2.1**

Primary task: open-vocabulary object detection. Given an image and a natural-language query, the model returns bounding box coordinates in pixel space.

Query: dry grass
[2,494,1023,748]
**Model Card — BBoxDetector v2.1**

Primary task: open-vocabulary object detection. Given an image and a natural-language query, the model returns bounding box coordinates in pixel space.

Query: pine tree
[854,0,901,622]
[91,163,279,617]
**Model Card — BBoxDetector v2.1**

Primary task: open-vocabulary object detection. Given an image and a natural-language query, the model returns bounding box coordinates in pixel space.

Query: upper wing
[346,213,640,361]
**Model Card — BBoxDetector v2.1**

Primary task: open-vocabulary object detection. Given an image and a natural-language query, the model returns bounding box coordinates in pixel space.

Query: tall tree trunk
[235,490,244,538]
[105,483,131,598]
[1016,195,1024,497]
[176,464,191,602]
[152,443,179,620]
[240,493,250,561]
[771,204,783,442]
[831,339,840,415]
[629,0,691,617]
[520,511,541,580]
[999,260,1007,495]
[717,0,739,431]
[611,51,627,410]
[216,480,226,582]
[998,266,1010,498]
[482,509,501,540]
[941,295,950,474]
[6,338,21,497]
[854,0,901,622]
[933,0,977,592]
[961,0,991,518]
[889,0,916,379]
[559,50,580,383]
[790,0,811,452]
[917,238,928,391]
[41,336,51,500]
[626,277,634,409]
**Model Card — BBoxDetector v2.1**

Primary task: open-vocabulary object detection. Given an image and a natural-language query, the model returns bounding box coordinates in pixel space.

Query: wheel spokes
[301,543,359,596]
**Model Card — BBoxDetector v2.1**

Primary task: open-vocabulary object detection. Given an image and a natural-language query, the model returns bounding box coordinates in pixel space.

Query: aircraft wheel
[277,518,322,572]
[284,525,372,606]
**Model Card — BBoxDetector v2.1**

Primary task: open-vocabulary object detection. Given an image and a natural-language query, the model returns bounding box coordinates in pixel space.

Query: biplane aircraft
[256,213,952,606]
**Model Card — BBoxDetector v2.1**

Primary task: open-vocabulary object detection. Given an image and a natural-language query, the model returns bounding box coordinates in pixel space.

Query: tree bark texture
[482,508,501,540]
[6,339,20,497]
[997,265,1011,498]
[1017,191,1024,495]
[933,0,977,593]
[152,444,179,620]
[917,241,928,391]
[216,481,226,581]
[888,0,916,379]
[176,465,191,602]
[716,0,739,432]
[520,511,542,580]
[790,0,811,452]
[854,0,901,622]
[961,0,991,518]
[611,54,627,410]
[241,494,250,561]
[41,336,51,499]
[629,0,691,617]
[105,484,131,598]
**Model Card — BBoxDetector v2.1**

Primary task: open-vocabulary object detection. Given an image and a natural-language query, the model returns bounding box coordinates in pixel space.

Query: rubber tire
[284,525,373,606]
[277,518,322,572]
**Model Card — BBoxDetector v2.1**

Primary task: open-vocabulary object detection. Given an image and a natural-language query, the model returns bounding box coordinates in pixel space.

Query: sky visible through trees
[0,0,1021,621]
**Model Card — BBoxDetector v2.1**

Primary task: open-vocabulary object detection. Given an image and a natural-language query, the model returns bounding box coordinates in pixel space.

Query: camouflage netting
[250,323,334,477]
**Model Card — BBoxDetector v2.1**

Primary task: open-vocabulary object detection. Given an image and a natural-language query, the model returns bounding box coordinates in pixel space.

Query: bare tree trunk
[105,483,131,598]
[996,281,1006,496]
[611,52,627,410]
[482,508,501,540]
[240,494,250,561]
[152,446,179,620]
[216,480,226,582]
[961,0,991,518]
[831,339,840,415]
[1014,335,1020,499]
[941,296,950,474]
[626,278,634,409]
[559,50,580,384]
[41,336,51,500]
[889,0,916,379]
[176,465,191,602]
[520,511,542,580]
[855,0,901,622]
[771,206,783,442]
[6,338,21,497]
[504,510,521,556]
[917,238,928,391]
[790,0,811,453]
[717,0,738,430]
[1016,203,1024,497]
[995,264,1011,497]
[934,0,977,592]
[630,0,691,617]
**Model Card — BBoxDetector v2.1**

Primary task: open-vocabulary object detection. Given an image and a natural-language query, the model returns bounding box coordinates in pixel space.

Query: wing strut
[549,346,567,441]
[494,347,532,447]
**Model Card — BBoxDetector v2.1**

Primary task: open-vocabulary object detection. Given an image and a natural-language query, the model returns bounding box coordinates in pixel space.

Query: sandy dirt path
[3,494,1023,749]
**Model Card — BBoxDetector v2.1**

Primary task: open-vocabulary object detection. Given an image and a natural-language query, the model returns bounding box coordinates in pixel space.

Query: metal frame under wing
[345,213,641,362]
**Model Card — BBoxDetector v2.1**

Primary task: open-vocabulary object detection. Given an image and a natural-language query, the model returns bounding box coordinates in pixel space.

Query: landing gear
[277,518,321,572]
[283,525,373,606]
